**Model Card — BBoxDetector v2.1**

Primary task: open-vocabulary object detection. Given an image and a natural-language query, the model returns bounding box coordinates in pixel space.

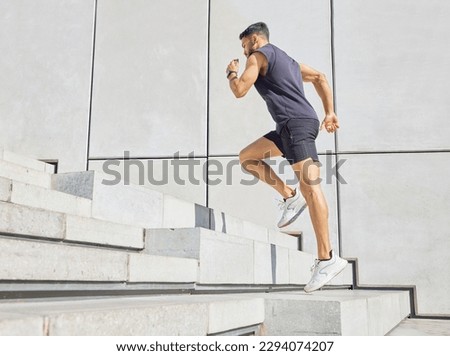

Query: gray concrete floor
[387,318,450,336]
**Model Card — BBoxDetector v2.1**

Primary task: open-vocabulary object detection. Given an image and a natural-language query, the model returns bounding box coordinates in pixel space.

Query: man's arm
[226,52,264,98]
[300,63,339,133]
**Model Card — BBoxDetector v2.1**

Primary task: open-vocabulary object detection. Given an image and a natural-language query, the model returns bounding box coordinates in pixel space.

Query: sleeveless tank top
[254,43,318,132]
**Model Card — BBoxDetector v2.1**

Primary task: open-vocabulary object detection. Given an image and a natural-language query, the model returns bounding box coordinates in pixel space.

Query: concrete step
[0,200,144,249]
[0,148,55,173]
[387,318,450,336]
[0,201,65,240]
[9,180,92,218]
[52,171,300,249]
[65,214,144,249]
[0,294,265,336]
[0,290,409,336]
[0,177,11,202]
[52,171,163,228]
[0,281,194,297]
[145,227,352,285]
[0,235,197,284]
[0,312,45,336]
[263,289,411,336]
[0,159,52,189]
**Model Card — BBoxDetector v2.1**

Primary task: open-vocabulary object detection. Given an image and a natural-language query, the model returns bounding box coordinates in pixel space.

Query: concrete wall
[0,0,94,172]
[90,0,208,159]
[1,0,449,315]
[334,0,450,316]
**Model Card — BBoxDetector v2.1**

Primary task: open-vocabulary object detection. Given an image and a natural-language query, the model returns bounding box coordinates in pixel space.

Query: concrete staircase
[0,148,411,335]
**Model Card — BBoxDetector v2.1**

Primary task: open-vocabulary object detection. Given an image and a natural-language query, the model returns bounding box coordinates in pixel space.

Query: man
[226,22,347,293]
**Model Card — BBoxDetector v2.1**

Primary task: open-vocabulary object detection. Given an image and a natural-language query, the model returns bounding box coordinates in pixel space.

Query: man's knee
[238,148,247,165]
[300,179,322,199]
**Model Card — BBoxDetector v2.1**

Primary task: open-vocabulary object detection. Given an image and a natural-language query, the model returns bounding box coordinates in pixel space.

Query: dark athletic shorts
[264,118,320,164]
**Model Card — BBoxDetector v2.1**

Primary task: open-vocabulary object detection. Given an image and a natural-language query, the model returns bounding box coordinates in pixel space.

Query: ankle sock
[284,190,296,202]
[319,250,333,261]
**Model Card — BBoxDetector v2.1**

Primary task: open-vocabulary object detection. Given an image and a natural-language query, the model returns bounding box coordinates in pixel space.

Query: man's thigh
[240,134,284,160]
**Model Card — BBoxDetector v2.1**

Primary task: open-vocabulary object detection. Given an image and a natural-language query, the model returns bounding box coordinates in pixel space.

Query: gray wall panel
[209,0,335,156]
[339,153,450,314]
[208,156,277,227]
[89,0,208,158]
[0,0,94,171]
[335,0,450,152]
[208,155,339,257]
[89,158,206,206]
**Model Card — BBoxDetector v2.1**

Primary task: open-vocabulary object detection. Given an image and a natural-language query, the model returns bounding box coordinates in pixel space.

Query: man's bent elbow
[233,89,247,98]
[231,83,249,98]
[314,72,327,85]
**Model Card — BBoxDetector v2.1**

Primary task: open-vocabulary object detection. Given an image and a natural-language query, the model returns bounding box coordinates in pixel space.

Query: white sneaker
[304,250,348,293]
[277,188,307,228]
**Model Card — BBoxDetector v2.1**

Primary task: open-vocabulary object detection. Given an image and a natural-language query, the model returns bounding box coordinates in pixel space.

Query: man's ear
[251,34,258,45]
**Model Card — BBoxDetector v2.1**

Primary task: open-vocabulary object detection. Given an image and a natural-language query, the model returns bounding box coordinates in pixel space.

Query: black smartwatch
[226,70,237,79]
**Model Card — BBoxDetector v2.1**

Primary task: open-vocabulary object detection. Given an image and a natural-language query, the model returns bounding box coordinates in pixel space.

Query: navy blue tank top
[254,44,318,132]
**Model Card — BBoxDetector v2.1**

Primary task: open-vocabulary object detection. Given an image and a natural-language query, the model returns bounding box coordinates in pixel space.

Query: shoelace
[277,199,286,210]
[310,260,320,272]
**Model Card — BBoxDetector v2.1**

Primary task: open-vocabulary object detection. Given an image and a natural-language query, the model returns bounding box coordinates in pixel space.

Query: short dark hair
[239,22,270,41]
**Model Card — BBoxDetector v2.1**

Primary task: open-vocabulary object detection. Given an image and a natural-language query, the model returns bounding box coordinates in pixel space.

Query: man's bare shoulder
[250,51,267,63]
[248,51,268,75]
